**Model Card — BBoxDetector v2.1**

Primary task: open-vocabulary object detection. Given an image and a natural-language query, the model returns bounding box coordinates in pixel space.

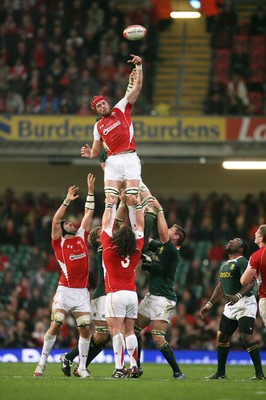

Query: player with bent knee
[34,174,96,378]
[81,55,143,229]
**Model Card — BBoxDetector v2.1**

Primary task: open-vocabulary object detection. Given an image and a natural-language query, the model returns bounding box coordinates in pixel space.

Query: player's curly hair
[89,226,101,249]
[173,224,186,246]
[112,227,136,256]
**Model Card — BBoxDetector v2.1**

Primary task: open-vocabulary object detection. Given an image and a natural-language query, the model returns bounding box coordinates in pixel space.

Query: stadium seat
[233,34,249,52]
[248,91,263,115]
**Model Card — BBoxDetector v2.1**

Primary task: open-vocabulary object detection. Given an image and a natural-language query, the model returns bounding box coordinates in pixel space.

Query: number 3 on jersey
[121,256,130,268]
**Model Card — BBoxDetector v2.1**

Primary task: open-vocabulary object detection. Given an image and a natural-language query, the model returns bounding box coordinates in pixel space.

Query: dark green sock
[217,344,230,375]
[247,343,263,375]
[160,343,181,374]
[65,346,79,362]
[86,335,111,367]
[143,213,156,252]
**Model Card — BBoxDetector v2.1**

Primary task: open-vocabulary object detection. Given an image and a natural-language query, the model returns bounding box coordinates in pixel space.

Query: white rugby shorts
[223,295,257,320]
[105,290,138,318]
[138,293,176,324]
[104,152,141,181]
[259,297,266,326]
[91,295,107,321]
[52,286,91,313]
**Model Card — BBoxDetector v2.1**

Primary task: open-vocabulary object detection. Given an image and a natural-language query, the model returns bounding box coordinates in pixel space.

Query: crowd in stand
[0,0,162,115]
[1,187,266,350]
[204,2,266,116]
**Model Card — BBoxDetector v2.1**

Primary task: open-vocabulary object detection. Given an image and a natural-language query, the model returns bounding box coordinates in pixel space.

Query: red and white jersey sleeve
[93,98,136,156]
[52,227,89,288]
[248,246,266,298]
[101,230,144,293]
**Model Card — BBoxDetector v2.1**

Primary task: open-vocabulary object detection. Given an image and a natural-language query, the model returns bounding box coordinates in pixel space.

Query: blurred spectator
[31,321,46,347]
[0,270,15,304]
[27,287,46,317]
[16,276,30,308]
[40,86,59,114]
[5,88,25,113]
[226,73,250,115]
[0,252,10,271]
[29,267,47,295]
[211,2,238,48]
[204,91,226,115]
[229,44,250,79]
[249,6,266,35]
[207,238,227,263]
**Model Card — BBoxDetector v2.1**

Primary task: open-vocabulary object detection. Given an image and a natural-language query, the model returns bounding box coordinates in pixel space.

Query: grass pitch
[1,363,266,400]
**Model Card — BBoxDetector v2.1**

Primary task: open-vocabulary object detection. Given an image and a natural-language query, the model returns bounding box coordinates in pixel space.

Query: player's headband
[91,95,108,112]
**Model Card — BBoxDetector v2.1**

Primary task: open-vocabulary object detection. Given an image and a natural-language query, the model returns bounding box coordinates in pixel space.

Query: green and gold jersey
[147,239,180,302]
[219,256,253,296]
[98,146,108,164]
[93,247,106,299]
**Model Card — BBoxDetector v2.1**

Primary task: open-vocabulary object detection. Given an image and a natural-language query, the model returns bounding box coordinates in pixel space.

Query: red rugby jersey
[52,227,89,288]
[101,230,143,293]
[93,98,136,156]
[248,245,266,298]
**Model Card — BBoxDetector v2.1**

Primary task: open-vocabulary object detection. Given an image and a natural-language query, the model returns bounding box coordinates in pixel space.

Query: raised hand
[81,144,92,158]
[66,185,79,201]
[87,173,95,193]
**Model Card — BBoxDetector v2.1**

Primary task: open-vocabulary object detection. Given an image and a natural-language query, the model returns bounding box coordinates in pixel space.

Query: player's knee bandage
[104,186,119,197]
[51,312,65,326]
[95,326,110,334]
[125,187,139,196]
[76,315,90,328]
[151,330,165,337]
[141,195,154,209]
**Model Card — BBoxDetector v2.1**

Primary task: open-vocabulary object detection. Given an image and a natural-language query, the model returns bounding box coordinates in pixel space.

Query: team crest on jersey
[230,264,235,270]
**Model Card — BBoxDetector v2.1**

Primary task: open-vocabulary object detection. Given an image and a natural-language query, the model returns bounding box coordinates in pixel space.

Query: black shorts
[219,314,255,336]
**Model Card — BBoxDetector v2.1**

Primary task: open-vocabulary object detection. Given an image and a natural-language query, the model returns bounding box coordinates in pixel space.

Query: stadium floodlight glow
[222,161,266,170]
[170,11,201,19]
[189,0,201,9]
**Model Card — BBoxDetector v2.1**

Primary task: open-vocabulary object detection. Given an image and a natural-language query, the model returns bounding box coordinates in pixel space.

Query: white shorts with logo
[223,295,257,320]
[104,152,141,181]
[91,295,107,321]
[259,297,266,326]
[105,290,138,318]
[138,293,176,324]
[52,286,91,314]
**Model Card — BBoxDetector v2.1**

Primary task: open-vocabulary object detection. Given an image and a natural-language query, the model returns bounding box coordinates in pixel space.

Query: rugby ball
[123,25,147,41]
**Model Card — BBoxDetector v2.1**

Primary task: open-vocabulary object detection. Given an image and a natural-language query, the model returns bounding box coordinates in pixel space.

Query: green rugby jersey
[147,239,180,302]
[219,256,253,296]
[98,146,107,164]
[93,247,106,299]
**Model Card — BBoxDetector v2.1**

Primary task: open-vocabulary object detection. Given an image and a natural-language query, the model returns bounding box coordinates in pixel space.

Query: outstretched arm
[81,140,102,159]
[52,185,79,240]
[148,197,169,244]
[125,54,143,105]
[81,173,96,232]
